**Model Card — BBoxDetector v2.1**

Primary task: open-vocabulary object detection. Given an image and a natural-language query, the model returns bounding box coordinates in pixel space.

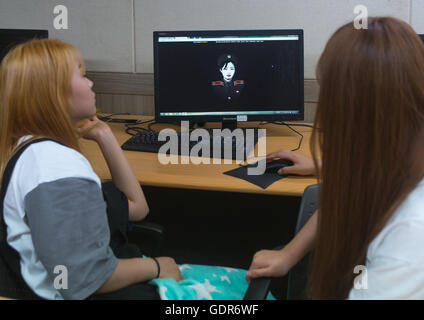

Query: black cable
[284,123,314,128]
[125,119,155,127]
[147,121,159,132]
[259,121,313,128]
[268,121,304,151]
[98,112,155,124]
[125,120,186,136]
[98,112,131,122]
[124,120,155,136]
[147,121,195,133]
[125,126,149,136]
[285,123,304,151]
[100,112,131,118]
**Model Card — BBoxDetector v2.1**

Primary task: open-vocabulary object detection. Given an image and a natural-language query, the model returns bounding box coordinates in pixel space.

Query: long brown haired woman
[0,39,182,299]
[248,17,424,299]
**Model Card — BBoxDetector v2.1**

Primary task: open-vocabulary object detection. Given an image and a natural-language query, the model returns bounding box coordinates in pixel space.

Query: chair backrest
[286,184,319,300]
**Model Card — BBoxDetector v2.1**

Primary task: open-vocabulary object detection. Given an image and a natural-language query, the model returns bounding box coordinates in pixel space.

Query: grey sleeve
[25,178,118,300]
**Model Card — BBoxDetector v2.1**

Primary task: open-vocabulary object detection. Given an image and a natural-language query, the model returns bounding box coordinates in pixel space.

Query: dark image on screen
[155,34,302,115]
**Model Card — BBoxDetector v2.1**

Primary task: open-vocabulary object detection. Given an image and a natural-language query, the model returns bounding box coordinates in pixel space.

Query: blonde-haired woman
[0,39,182,300]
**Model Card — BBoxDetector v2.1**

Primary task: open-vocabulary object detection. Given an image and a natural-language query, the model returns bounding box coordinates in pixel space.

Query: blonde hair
[0,38,85,181]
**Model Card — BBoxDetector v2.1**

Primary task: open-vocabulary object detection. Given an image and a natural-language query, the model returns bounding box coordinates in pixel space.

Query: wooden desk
[80,118,317,196]
[81,117,316,270]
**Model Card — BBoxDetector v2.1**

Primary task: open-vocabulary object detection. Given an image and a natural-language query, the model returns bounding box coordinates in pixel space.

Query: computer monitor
[0,29,48,63]
[153,29,304,129]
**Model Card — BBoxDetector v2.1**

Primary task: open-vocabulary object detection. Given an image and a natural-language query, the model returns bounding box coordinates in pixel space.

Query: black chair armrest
[129,221,164,235]
[127,222,165,257]
[243,245,285,300]
[243,277,272,300]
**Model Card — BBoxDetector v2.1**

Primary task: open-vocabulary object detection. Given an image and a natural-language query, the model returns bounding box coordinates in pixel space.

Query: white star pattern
[223,267,238,273]
[179,264,193,272]
[220,275,231,284]
[188,279,220,300]
[159,286,169,300]
[203,279,220,293]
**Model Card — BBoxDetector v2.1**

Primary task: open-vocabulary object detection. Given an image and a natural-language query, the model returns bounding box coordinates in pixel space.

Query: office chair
[244,184,319,300]
[127,221,164,257]
[102,180,165,259]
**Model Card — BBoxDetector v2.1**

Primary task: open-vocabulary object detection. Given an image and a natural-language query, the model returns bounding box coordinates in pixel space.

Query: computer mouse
[265,159,294,174]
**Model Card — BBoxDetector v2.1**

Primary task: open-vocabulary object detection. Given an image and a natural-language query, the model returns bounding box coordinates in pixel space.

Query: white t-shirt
[348,177,424,299]
[3,139,118,300]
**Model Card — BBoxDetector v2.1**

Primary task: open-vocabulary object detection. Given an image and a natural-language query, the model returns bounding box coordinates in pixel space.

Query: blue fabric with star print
[149,264,275,300]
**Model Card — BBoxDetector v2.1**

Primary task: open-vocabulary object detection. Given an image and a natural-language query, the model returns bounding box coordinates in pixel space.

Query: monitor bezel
[153,29,304,124]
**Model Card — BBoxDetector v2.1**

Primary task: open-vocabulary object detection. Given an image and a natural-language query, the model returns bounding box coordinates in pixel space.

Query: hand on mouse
[266,149,318,176]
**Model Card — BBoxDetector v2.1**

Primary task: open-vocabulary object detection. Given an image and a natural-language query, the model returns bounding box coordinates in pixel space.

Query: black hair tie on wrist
[151,257,160,278]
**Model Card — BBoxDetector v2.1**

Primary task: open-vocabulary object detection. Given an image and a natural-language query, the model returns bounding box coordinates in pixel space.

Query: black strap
[0,138,55,299]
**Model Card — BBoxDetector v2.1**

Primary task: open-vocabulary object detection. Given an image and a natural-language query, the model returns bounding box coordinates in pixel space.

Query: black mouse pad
[223,163,288,189]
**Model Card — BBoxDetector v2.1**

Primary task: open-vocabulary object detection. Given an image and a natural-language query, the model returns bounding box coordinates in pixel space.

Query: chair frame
[244,184,319,300]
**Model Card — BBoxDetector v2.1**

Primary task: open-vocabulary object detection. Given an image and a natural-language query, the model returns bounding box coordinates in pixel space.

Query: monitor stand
[222,119,238,131]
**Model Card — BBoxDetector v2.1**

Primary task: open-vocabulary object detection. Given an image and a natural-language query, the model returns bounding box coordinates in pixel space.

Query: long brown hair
[0,39,85,183]
[309,17,424,299]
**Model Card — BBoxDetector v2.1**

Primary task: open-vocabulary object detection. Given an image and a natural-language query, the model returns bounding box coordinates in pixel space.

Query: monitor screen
[154,29,304,124]
[0,29,48,63]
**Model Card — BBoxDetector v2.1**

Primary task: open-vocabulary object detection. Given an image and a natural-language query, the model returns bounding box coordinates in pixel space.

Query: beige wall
[0,0,422,120]
[0,0,134,72]
[134,0,411,78]
[0,0,419,78]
